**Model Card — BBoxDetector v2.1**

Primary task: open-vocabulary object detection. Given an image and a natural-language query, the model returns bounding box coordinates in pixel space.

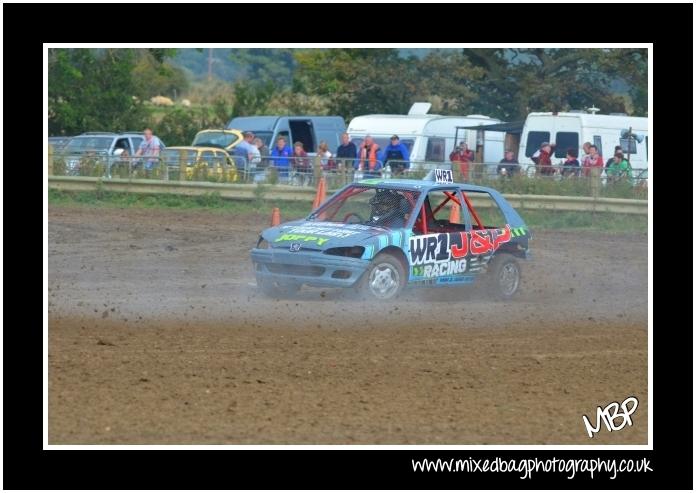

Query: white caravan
[346,102,506,169]
[517,111,649,171]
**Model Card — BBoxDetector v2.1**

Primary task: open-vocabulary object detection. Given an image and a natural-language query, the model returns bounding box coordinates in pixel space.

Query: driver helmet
[369,189,404,224]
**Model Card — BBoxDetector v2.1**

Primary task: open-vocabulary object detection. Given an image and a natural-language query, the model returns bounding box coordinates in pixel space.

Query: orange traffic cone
[449,203,461,224]
[270,207,281,226]
[312,177,327,209]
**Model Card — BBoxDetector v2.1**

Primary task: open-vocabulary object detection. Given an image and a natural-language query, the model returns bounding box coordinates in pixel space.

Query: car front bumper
[250,248,370,288]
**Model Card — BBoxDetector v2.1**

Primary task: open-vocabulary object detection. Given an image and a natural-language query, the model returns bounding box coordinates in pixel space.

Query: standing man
[134,128,165,172]
[497,150,520,177]
[270,136,293,180]
[335,133,357,169]
[357,135,381,178]
[335,133,357,182]
[237,131,261,168]
[449,141,475,181]
[381,135,410,175]
[582,144,604,196]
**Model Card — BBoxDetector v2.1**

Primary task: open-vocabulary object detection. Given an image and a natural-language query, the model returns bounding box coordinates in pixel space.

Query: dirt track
[48,205,648,444]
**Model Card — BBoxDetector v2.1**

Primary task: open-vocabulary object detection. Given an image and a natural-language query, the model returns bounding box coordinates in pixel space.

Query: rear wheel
[486,253,521,300]
[360,253,407,301]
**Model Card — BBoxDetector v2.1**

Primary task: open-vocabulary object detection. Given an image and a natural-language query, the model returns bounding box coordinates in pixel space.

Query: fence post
[179,150,187,181]
[48,144,54,176]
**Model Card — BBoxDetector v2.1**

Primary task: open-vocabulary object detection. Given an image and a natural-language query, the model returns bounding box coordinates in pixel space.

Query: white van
[346,102,506,169]
[517,112,649,171]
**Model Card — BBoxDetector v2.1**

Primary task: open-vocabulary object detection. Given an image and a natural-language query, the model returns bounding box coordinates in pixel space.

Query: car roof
[74,132,142,138]
[196,129,242,134]
[355,178,500,194]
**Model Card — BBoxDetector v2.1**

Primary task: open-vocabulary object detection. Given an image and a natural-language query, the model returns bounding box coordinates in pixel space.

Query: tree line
[49,48,647,144]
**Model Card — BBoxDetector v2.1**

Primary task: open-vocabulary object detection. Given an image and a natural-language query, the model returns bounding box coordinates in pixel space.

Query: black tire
[486,253,521,300]
[256,275,300,298]
[359,253,407,301]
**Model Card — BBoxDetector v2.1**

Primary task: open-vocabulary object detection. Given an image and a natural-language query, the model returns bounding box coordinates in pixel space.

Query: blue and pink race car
[251,170,531,300]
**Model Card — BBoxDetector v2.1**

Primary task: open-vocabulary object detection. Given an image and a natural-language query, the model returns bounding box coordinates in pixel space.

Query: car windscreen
[309,185,420,228]
[192,132,240,149]
[64,137,113,153]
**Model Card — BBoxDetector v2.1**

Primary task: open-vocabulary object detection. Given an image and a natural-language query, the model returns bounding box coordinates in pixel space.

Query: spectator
[581,141,593,167]
[583,144,604,196]
[381,135,410,175]
[134,128,165,171]
[606,150,631,183]
[357,135,381,177]
[292,141,311,186]
[497,150,520,177]
[270,136,293,179]
[536,142,557,176]
[604,145,623,175]
[450,142,475,181]
[254,137,269,162]
[316,140,334,170]
[335,132,357,170]
[237,131,261,168]
[561,148,581,178]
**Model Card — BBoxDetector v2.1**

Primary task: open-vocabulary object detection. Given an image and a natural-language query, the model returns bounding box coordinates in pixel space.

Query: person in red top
[536,142,557,176]
[449,141,475,181]
[292,141,311,186]
[583,144,604,196]
[582,144,604,176]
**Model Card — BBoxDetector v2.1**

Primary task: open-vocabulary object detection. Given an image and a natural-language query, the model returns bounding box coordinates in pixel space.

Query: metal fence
[48,147,648,200]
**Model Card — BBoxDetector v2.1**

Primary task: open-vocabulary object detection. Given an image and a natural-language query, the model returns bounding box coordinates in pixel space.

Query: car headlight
[324,246,365,258]
[257,237,270,249]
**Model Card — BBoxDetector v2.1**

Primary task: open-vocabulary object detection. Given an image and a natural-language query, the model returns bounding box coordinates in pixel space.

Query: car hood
[261,220,392,250]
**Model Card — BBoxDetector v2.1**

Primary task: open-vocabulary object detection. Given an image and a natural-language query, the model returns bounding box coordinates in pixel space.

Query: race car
[250,170,531,300]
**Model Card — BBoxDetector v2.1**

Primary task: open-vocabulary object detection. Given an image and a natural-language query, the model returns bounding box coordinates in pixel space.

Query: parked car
[191,129,244,153]
[160,146,238,182]
[251,169,530,300]
[59,132,155,174]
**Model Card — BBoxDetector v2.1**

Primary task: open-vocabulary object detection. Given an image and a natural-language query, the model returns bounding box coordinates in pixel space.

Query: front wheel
[360,253,406,301]
[486,253,521,300]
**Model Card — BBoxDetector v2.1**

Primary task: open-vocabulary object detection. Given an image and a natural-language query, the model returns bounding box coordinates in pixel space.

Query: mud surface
[48,206,648,444]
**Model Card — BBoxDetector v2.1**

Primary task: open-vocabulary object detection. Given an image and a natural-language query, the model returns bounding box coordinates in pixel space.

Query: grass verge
[48,189,647,234]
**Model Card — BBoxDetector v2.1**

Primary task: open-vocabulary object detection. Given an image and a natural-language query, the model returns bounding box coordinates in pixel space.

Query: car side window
[130,137,143,153]
[114,138,130,153]
[460,191,507,229]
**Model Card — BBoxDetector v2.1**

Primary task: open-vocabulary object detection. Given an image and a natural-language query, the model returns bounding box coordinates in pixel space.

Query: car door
[457,189,514,276]
[407,187,473,284]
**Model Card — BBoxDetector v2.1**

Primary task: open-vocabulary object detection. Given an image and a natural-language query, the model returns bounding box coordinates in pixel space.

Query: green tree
[132,50,189,99]
[48,48,185,135]
[293,48,417,120]
[409,50,485,114]
[461,48,647,119]
[48,48,147,135]
[229,49,296,86]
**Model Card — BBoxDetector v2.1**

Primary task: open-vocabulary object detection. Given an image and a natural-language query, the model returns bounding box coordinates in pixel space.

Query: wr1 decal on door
[409,225,511,280]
